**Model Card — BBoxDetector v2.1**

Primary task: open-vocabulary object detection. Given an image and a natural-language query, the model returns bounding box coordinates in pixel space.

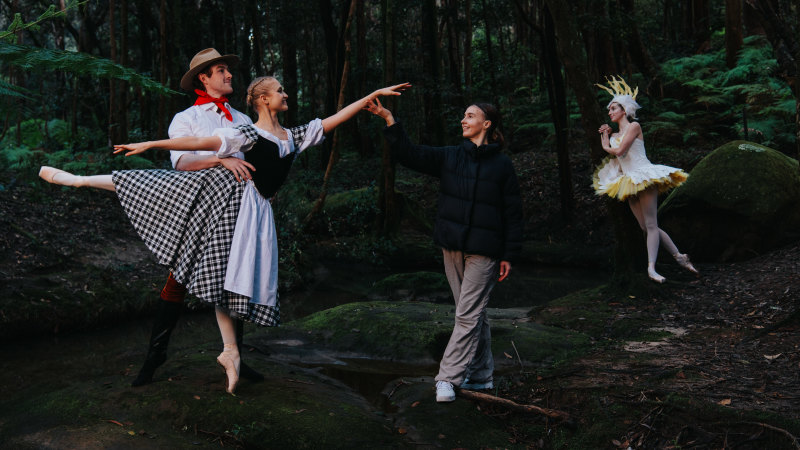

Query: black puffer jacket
[384,123,523,262]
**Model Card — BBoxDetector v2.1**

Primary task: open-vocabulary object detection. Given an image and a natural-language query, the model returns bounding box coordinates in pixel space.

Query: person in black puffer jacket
[366,98,523,403]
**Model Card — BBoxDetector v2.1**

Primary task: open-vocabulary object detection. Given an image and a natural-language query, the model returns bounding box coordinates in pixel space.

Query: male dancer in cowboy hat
[132,48,264,386]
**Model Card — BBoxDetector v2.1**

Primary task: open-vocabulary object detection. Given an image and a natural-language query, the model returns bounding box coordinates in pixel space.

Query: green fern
[0,42,178,96]
[0,1,86,43]
[0,79,35,99]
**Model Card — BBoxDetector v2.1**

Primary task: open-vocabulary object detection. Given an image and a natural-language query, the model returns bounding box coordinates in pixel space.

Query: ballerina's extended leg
[39,166,115,191]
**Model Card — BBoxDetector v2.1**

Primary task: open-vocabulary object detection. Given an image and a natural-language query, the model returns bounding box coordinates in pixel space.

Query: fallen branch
[459,389,570,421]
[725,421,800,449]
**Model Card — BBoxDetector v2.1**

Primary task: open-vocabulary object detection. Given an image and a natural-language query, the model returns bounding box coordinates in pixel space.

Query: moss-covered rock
[266,301,593,369]
[659,141,800,261]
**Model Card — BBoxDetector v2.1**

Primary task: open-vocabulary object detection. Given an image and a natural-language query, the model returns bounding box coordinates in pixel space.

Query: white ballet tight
[39,167,116,192]
[627,187,679,263]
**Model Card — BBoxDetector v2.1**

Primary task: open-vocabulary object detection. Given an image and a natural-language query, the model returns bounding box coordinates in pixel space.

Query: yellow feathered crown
[595,75,638,100]
[596,75,641,119]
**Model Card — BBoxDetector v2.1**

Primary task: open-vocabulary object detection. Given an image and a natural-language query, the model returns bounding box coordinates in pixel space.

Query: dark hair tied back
[472,102,504,147]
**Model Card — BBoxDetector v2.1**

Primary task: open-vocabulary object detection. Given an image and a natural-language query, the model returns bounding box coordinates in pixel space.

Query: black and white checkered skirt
[112,166,279,326]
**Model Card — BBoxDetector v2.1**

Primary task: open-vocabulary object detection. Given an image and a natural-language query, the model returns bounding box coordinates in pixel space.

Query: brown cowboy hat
[179,48,240,91]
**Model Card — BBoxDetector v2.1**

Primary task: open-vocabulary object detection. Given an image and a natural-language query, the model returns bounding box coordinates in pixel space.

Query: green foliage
[0,119,155,174]
[656,35,794,152]
[0,1,85,43]
[0,43,178,96]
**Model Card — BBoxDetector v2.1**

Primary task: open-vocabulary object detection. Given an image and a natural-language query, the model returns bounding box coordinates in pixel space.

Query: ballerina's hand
[113,142,151,156]
[374,82,412,98]
[598,124,611,135]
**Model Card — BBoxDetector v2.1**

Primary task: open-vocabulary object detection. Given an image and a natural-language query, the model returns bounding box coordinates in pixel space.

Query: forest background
[2,1,800,448]
[1,0,798,276]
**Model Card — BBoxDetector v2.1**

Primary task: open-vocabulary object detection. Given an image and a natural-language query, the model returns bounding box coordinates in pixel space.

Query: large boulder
[659,141,800,262]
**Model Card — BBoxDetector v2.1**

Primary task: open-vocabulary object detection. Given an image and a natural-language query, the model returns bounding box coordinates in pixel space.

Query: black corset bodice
[245,136,297,199]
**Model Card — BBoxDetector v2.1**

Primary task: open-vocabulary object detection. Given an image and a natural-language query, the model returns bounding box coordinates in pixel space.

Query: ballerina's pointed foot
[674,253,699,274]
[647,266,665,283]
[39,166,68,184]
[39,166,83,187]
[216,346,240,395]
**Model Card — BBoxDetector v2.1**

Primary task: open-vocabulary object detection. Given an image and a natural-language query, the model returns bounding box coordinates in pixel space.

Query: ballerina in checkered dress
[40,78,411,393]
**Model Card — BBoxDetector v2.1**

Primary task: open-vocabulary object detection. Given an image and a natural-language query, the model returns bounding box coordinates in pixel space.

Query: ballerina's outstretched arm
[114,136,255,182]
[320,82,411,133]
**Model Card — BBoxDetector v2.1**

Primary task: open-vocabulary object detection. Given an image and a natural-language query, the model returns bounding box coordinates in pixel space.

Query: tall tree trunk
[249,0,268,75]
[119,0,129,141]
[304,0,357,228]
[480,0,497,93]
[422,0,444,144]
[544,0,644,284]
[617,0,660,79]
[444,0,463,97]
[592,0,617,76]
[543,5,573,222]
[377,0,398,235]
[724,0,743,69]
[317,0,347,168]
[685,0,711,52]
[279,0,298,126]
[108,0,118,145]
[353,0,370,157]
[463,0,472,99]
[157,0,167,138]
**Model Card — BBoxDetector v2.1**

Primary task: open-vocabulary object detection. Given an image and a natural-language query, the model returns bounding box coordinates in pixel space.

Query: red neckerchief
[193,89,232,122]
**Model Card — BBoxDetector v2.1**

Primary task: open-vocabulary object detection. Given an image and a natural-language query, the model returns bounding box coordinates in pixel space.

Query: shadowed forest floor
[1,141,799,448]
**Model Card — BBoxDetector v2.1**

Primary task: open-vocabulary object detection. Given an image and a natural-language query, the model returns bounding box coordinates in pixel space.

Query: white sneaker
[460,379,493,390]
[435,381,456,403]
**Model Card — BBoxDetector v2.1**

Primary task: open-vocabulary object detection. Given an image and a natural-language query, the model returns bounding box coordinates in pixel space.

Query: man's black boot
[131,300,182,386]
[236,319,264,382]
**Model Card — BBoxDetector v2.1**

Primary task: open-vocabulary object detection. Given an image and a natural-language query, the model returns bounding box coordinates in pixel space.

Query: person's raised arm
[320,82,410,133]
[113,135,223,156]
[363,98,395,126]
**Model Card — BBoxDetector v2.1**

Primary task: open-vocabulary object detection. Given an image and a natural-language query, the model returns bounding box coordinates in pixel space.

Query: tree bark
[617,0,660,79]
[725,0,743,69]
[157,0,167,138]
[543,5,573,222]
[303,0,357,228]
[544,0,644,283]
[108,0,118,145]
[463,0,472,98]
[352,0,369,157]
[422,0,444,144]
[480,0,497,93]
[444,0,463,97]
[119,0,128,141]
[279,0,299,126]
[377,0,398,235]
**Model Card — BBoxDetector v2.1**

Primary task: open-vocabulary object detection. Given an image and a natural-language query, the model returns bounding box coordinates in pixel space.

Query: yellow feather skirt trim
[592,156,688,201]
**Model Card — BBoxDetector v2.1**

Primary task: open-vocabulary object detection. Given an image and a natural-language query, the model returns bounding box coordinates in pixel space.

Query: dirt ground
[492,244,800,448]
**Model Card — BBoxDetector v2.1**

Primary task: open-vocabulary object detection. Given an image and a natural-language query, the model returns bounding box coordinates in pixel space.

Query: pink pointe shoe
[39,166,71,185]
[674,253,699,274]
[216,345,240,395]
